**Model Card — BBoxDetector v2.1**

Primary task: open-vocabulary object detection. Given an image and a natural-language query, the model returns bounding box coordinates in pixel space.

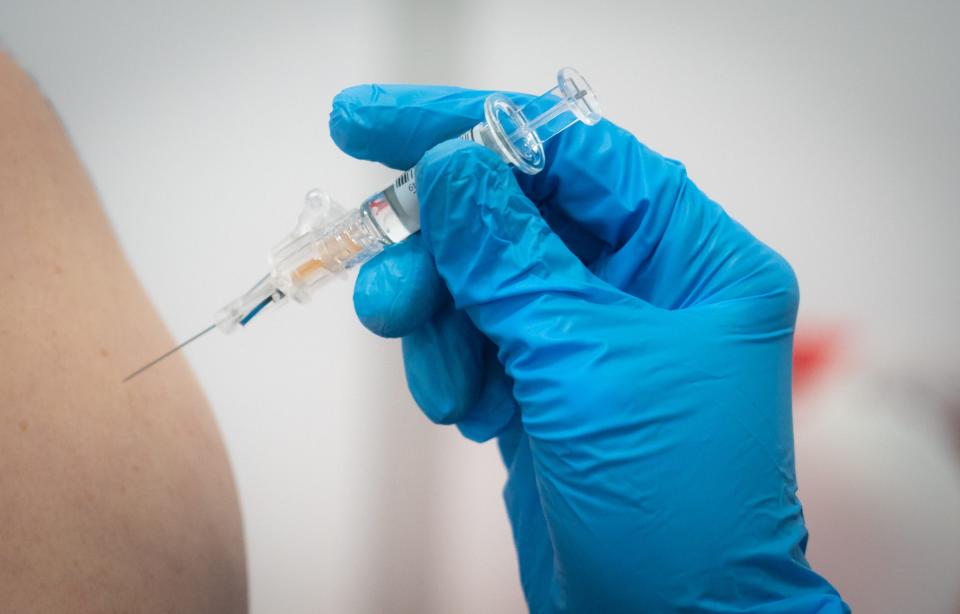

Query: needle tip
[121,323,217,383]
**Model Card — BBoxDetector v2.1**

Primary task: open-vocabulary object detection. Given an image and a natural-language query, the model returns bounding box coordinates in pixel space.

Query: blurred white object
[797,369,960,614]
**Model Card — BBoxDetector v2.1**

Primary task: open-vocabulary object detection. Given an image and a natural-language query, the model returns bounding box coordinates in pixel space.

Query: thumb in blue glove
[332,84,849,613]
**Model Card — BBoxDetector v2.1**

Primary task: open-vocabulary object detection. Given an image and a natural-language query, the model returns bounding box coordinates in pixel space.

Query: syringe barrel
[355,117,504,245]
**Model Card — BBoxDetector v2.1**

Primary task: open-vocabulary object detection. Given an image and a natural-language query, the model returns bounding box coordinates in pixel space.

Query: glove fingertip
[402,308,484,425]
[329,85,488,169]
[329,84,387,162]
[456,344,520,443]
[352,236,446,338]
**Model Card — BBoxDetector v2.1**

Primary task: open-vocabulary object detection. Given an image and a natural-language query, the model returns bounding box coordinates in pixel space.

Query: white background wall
[2,1,958,612]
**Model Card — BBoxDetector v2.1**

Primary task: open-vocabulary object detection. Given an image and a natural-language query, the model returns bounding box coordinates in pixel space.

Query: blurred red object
[793,326,843,398]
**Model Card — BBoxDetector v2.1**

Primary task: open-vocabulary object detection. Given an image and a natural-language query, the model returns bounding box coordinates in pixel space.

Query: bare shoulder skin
[0,52,247,612]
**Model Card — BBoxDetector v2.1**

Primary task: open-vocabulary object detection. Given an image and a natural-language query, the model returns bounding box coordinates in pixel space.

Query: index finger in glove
[328,83,689,255]
[329,85,491,170]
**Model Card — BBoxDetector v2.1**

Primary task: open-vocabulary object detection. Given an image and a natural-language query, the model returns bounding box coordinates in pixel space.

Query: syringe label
[377,124,483,237]
[382,170,421,235]
[394,168,416,190]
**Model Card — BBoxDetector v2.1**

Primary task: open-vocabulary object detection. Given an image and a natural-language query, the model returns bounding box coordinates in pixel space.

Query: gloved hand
[330,84,849,613]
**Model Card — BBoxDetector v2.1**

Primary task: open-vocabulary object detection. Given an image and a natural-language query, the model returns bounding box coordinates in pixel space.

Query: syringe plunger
[514,67,602,145]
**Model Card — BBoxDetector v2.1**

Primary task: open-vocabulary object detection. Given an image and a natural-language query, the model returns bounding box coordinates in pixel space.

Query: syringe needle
[122,323,217,383]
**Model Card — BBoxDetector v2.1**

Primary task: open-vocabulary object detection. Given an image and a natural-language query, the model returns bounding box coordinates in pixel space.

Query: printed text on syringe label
[379,167,420,238]
[374,126,483,240]
[390,167,418,220]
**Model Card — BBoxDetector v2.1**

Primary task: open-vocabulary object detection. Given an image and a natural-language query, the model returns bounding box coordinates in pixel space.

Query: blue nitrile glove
[330,85,849,613]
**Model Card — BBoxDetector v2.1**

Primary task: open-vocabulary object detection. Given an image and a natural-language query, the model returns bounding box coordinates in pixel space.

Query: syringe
[123,67,601,382]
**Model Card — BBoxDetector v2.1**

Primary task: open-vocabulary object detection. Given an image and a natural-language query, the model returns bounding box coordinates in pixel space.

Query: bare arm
[0,52,246,612]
